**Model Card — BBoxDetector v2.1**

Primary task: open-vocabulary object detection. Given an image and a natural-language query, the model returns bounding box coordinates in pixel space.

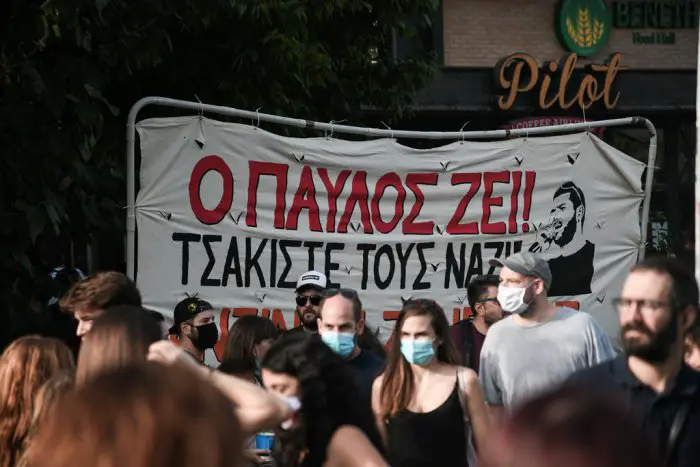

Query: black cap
[169,296,214,335]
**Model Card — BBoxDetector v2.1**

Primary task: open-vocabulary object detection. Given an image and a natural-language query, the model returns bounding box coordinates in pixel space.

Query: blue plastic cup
[255,432,275,451]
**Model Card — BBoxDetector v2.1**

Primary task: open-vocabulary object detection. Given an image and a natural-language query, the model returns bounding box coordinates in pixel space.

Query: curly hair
[261,333,385,467]
[15,372,75,467]
[0,336,75,467]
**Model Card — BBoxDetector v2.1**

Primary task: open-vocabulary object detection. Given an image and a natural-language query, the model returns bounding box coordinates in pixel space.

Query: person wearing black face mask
[168,295,219,364]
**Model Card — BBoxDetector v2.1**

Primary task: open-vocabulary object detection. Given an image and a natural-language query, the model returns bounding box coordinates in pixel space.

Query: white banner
[136,117,646,363]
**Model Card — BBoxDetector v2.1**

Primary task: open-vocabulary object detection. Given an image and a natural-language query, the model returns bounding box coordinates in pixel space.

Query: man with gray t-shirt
[479,252,615,418]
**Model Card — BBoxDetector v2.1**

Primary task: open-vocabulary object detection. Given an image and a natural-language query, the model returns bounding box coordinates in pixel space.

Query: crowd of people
[0,252,699,466]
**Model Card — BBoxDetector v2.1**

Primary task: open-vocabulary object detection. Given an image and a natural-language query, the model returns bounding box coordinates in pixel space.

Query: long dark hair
[379,299,460,420]
[261,333,385,467]
[219,316,279,376]
[76,306,161,386]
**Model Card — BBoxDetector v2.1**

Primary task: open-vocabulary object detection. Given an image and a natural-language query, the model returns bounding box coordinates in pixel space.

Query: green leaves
[0,0,437,318]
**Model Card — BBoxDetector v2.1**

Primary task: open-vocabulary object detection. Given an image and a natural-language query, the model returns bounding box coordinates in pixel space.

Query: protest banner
[135,116,646,363]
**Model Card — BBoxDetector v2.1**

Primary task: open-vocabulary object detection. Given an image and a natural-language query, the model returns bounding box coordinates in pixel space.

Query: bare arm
[371,374,388,446]
[148,341,292,435]
[459,368,491,454]
[201,366,292,434]
[325,425,388,467]
[487,405,504,422]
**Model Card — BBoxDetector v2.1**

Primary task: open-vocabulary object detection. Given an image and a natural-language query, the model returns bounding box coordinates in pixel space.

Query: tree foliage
[0,0,437,338]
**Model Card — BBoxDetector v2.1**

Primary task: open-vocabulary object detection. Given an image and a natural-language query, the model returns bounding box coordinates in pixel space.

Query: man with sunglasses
[318,288,384,404]
[449,275,504,373]
[288,271,327,335]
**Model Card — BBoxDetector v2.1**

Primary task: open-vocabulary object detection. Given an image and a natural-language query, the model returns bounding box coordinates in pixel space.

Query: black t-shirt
[548,241,595,296]
[346,350,384,405]
[567,356,700,467]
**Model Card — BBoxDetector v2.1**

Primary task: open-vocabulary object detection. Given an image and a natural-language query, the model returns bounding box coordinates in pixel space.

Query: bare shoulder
[332,425,367,443]
[328,426,388,467]
[372,372,385,390]
[458,366,480,389]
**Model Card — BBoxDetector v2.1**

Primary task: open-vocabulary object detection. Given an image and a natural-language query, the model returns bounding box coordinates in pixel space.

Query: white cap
[296,271,327,291]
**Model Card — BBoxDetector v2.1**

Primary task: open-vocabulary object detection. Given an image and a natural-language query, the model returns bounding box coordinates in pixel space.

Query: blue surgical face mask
[401,339,435,365]
[321,331,356,358]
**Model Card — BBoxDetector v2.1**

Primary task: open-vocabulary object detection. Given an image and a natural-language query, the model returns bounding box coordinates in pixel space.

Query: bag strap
[665,398,692,466]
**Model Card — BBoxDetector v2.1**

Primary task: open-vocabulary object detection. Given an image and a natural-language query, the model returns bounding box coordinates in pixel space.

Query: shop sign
[494,52,623,111]
[501,117,606,138]
[556,0,611,57]
[614,0,699,45]
[556,0,699,51]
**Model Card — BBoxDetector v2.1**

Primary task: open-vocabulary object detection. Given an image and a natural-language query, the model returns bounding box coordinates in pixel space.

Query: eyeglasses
[324,288,359,299]
[296,295,322,307]
[476,297,499,304]
[612,297,671,317]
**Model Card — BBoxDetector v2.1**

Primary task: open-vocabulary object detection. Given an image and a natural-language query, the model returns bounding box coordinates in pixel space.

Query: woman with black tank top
[372,299,490,466]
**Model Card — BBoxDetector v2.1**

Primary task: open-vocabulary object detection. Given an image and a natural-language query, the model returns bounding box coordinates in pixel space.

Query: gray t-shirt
[479,307,616,411]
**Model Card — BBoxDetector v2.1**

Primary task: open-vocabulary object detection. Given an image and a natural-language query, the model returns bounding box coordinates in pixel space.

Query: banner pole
[639,119,657,262]
[125,97,657,281]
[696,24,700,286]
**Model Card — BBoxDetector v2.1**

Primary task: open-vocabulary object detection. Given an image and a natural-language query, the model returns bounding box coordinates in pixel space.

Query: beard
[298,307,318,331]
[621,314,678,363]
[553,216,578,248]
[484,312,503,326]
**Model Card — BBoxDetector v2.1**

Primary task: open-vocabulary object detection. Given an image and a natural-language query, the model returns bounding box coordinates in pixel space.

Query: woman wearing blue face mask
[372,299,490,467]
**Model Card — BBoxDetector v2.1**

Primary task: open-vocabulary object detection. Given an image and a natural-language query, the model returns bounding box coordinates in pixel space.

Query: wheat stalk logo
[565,6,606,50]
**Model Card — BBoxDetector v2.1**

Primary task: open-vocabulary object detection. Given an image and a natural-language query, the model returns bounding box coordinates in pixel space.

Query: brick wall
[443,0,698,69]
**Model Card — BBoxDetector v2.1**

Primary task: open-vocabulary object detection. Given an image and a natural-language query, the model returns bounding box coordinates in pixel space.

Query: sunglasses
[296,295,322,307]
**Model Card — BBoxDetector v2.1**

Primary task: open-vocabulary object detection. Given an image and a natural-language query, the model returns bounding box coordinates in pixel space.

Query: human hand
[245,449,271,465]
[147,340,202,373]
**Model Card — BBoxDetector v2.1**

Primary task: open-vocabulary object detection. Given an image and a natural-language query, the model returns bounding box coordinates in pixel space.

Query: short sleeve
[478,334,503,405]
[584,315,617,366]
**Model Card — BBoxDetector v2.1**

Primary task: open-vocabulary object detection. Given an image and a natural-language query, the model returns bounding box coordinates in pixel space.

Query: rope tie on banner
[252,107,262,129]
[194,94,204,119]
[381,121,394,140]
[459,121,470,144]
[325,119,346,140]
[582,106,592,134]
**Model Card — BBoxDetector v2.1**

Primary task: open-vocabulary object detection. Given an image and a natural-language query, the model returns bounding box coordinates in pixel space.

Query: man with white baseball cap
[479,252,615,419]
[288,270,328,334]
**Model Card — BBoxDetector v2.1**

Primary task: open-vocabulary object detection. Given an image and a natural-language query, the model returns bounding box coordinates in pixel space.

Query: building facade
[395,0,698,256]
